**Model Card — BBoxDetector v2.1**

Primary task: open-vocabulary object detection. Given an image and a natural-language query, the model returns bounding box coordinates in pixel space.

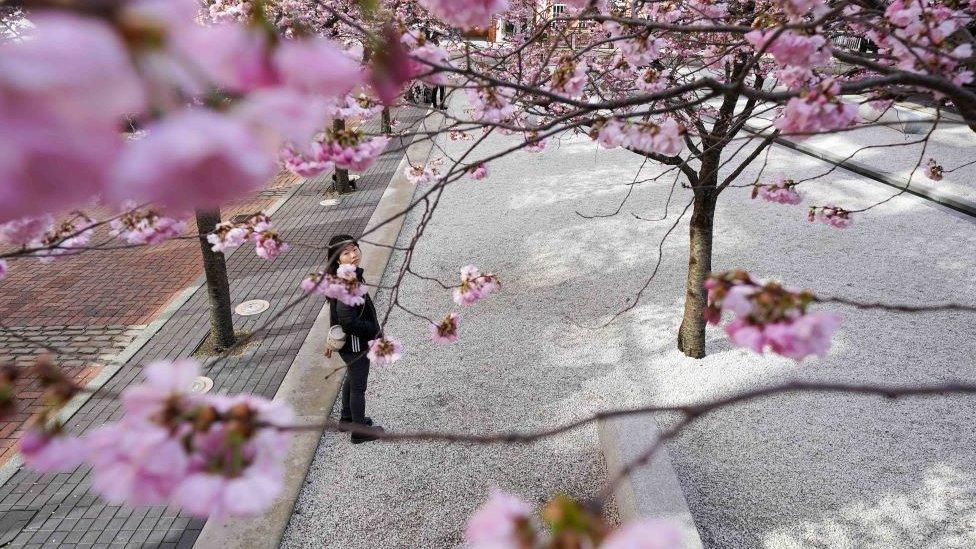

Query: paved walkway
[0,106,426,547]
[282,99,976,548]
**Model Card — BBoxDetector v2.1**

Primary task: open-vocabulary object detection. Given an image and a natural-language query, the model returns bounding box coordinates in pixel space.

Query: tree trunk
[195,209,236,351]
[332,119,352,194]
[381,107,392,134]
[677,189,718,358]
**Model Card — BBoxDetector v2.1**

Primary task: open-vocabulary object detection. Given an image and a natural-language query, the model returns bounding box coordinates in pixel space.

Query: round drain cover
[190,376,214,394]
[319,199,340,206]
[235,299,270,316]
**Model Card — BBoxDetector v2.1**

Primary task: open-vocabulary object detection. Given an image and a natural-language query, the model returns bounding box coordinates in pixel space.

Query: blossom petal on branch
[110,110,275,213]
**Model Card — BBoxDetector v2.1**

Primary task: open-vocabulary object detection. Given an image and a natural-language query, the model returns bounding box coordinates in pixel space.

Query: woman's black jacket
[332,267,381,355]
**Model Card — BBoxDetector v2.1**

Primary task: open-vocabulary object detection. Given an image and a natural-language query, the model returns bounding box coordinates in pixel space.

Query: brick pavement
[0,106,426,548]
[0,325,144,466]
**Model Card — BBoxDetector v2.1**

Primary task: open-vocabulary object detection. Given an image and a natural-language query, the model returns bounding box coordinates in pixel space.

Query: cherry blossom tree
[1,0,975,543]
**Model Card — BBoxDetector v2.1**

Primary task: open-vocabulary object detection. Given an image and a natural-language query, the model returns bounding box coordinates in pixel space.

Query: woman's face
[338,244,361,267]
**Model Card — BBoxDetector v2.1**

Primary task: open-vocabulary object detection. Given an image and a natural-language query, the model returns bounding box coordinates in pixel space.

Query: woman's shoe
[351,425,384,444]
[337,417,372,432]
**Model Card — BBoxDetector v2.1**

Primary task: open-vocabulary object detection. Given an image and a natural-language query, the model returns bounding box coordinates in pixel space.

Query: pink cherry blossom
[622,119,685,156]
[468,164,489,180]
[0,215,54,247]
[233,89,331,154]
[34,216,96,263]
[549,56,588,98]
[112,110,275,212]
[20,429,87,473]
[594,118,628,149]
[367,337,404,365]
[725,318,767,353]
[430,313,460,344]
[171,394,292,518]
[467,87,517,124]
[171,462,283,518]
[465,490,532,547]
[301,266,368,306]
[320,134,390,172]
[721,284,758,318]
[121,359,199,419]
[745,30,831,70]
[453,266,500,305]
[0,13,145,127]
[524,131,549,153]
[606,23,666,65]
[275,36,364,97]
[812,205,854,228]
[167,23,277,94]
[600,519,684,549]
[403,32,453,86]
[419,0,509,29]
[0,260,6,280]
[110,207,187,245]
[87,421,191,506]
[763,312,842,361]
[776,0,825,20]
[636,68,669,94]
[331,93,385,121]
[0,105,121,225]
[406,162,442,185]
[280,144,333,178]
[208,222,251,253]
[254,231,290,260]
[775,80,859,137]
[754,177,802,205]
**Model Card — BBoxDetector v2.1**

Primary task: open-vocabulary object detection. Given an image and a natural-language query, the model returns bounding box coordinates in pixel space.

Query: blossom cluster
[301,263,369,306]
[20,360,294,519]
[453,265,501,306]
[283,128,390,178]
[110,205,187,245]
[592,118,685,156]
[207,213,290,260]
[775,79,859,137]
[548,55,589,99]
[465,490,682,548]
[705,270,842,361]
[808,204,854,229]
[752,177,802,205]
[870,0,974,86]
[2,213,98,264]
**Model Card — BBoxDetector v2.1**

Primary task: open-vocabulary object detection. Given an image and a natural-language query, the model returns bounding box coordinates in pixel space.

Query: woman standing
[326,234,384,444]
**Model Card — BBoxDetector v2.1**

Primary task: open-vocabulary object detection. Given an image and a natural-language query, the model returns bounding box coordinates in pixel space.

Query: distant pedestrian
[429,32,447,109]
[326,234,384,444]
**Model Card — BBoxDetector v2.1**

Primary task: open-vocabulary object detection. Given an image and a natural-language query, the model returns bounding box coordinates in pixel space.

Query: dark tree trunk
[195,209,236,351]
[677,186,718,359]
[381,107,392,134]
[332,118,352,194]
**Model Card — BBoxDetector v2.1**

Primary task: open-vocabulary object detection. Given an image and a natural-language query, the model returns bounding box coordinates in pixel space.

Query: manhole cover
[190,376,214,394]
[235,299,270,316]
[319,199,340,206]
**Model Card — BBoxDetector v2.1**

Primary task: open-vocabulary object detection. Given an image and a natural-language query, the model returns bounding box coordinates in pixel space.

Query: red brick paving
[0,171,301,327]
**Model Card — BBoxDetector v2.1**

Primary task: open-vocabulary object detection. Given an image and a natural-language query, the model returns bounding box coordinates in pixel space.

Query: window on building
[552,3,566,16]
